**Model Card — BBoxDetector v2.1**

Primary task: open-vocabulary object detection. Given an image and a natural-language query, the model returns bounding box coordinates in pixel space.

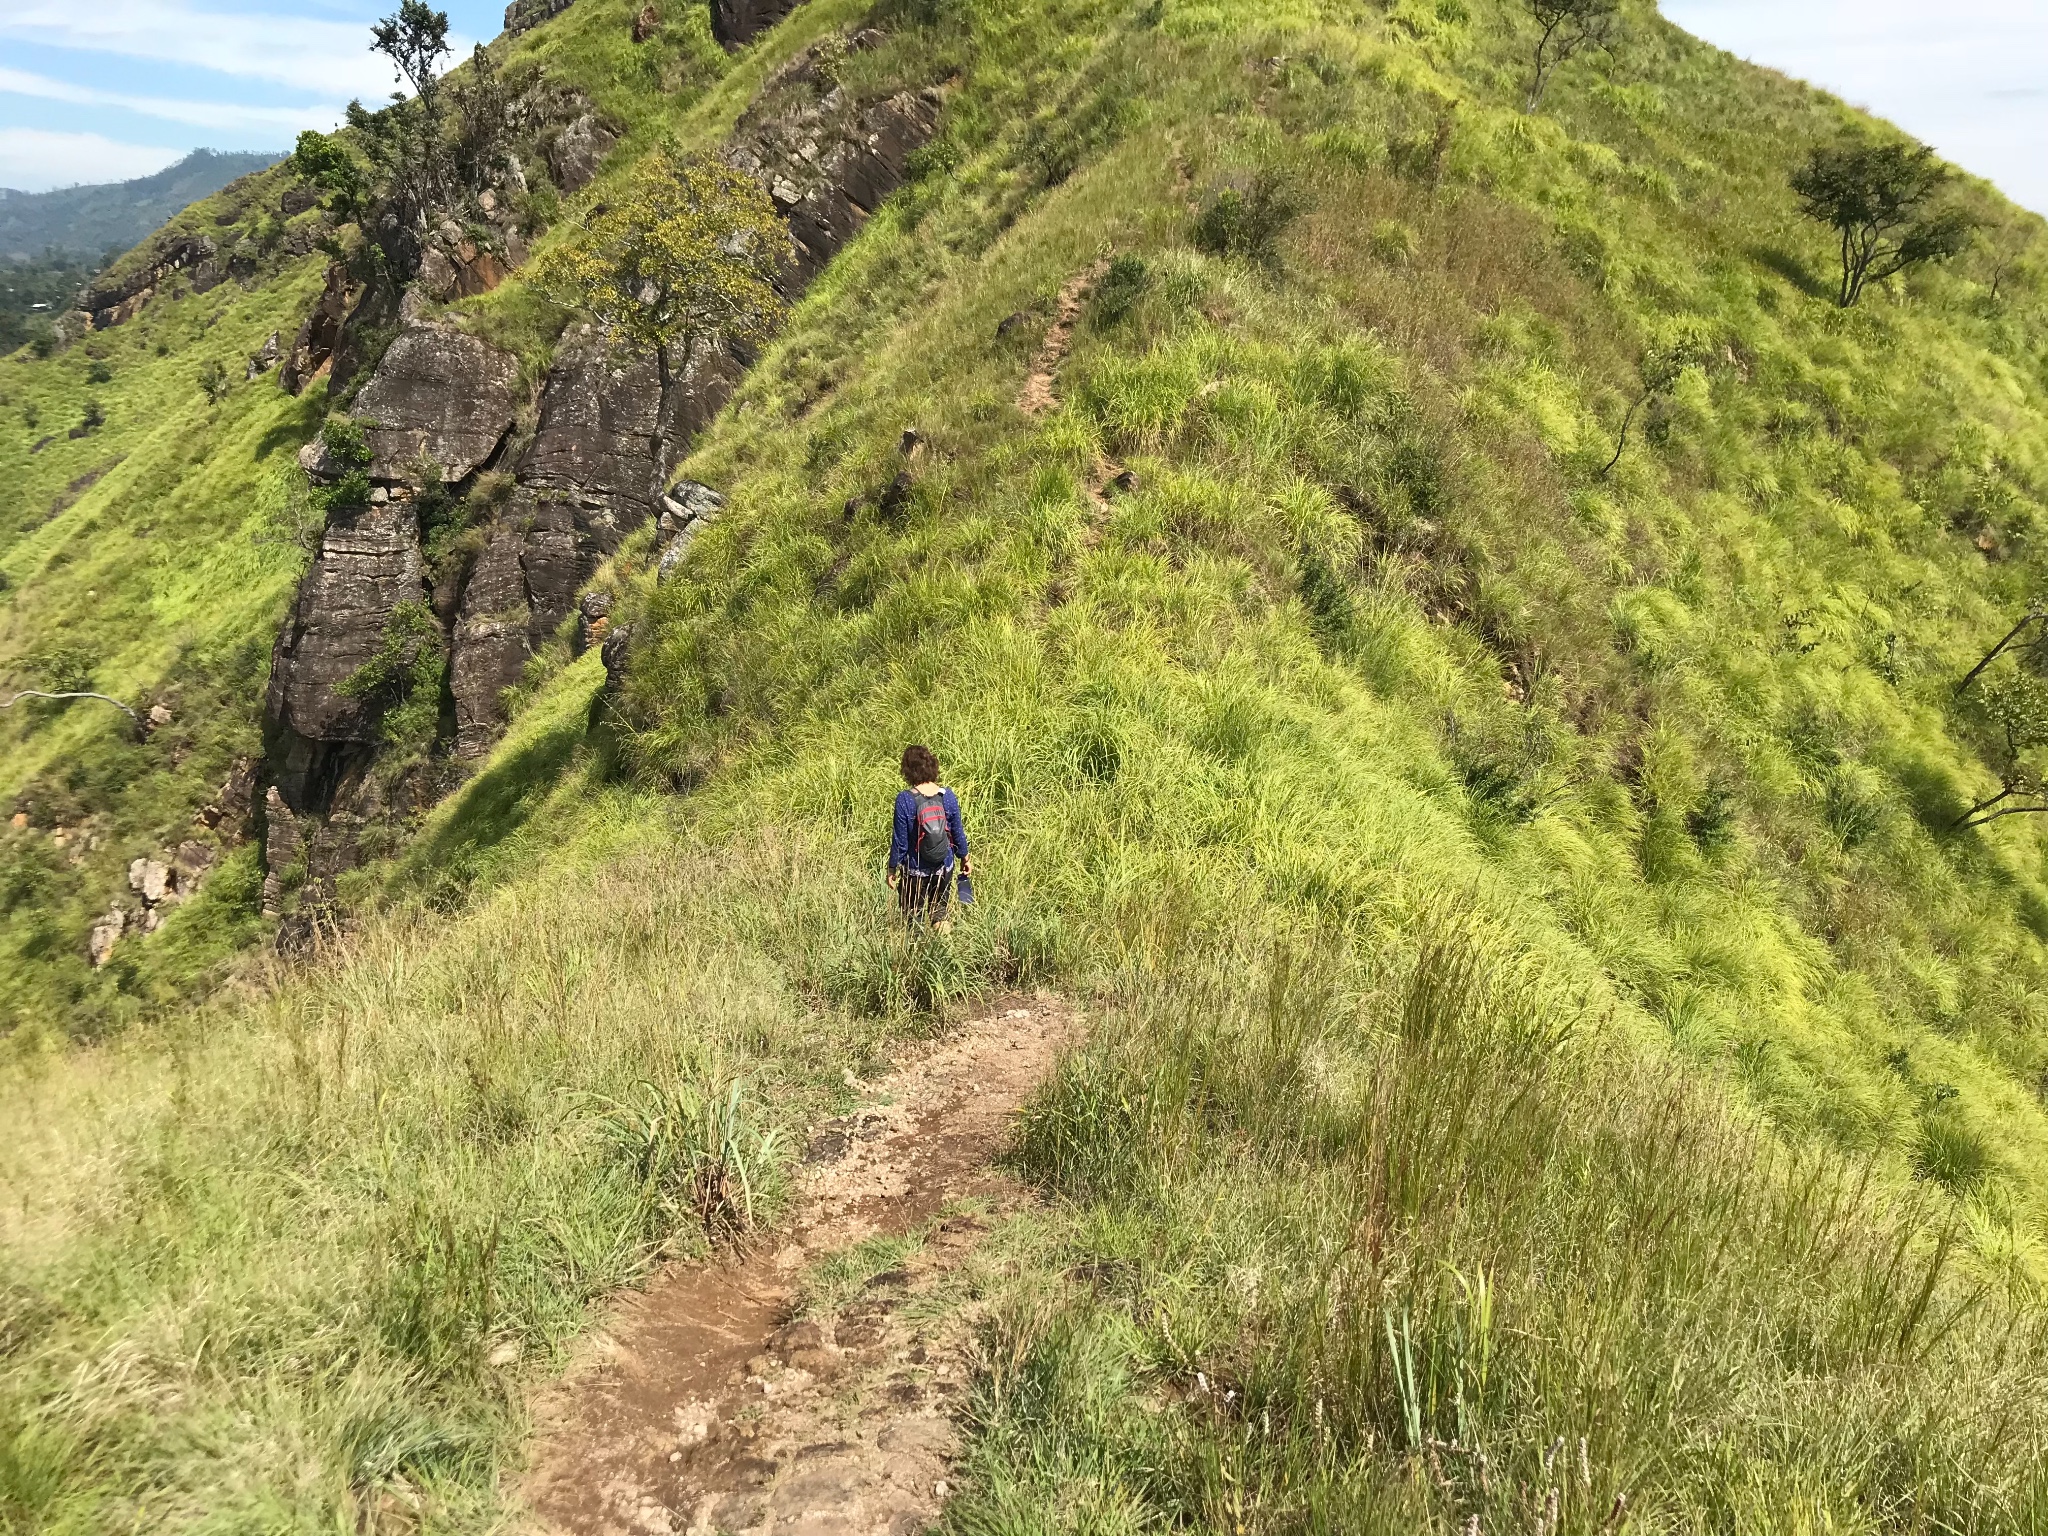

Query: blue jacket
[890,787,968,875]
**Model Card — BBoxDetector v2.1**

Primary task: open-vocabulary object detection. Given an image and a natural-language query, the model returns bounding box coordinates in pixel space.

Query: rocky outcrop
[506,0,576,34]
[266,499,429,748]
[711,0,802,49]
[444,336,739,754]
[83,231,219,330]
[725,41,943,289]
[547,114,618,195]
[438,35,941,759]
[316,324,522,485]
[281,262,352,395]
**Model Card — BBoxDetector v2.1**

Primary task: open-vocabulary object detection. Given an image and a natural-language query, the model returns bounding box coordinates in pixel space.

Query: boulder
[88,909,125,967]
[265,499,430,744]
[280,185,322,217]
[710,0,801,49]
[246,330,281,381]
[346,324,521,485]
[548,114,617,195]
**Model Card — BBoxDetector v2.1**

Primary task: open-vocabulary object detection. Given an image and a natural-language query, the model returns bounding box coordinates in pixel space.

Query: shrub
[1090,255,1150,328]
[1192,171,1304,265]
[1370,218,1418,263]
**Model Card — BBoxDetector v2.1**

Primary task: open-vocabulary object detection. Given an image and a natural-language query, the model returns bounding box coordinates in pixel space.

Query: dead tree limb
[0,690,142,728]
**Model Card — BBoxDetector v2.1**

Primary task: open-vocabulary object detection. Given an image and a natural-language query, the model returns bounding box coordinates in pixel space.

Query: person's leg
[932,868,956,934]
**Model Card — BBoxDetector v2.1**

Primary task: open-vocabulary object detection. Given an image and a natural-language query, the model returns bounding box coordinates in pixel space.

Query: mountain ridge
[0,148,285,262]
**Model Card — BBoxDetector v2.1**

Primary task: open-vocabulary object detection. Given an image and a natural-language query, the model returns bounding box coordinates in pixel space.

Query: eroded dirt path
[521,996,1075,1536]
[1018,259,1108,418]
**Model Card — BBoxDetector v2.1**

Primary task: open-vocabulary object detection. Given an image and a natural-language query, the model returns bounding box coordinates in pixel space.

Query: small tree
[292,130,371,224]
[1791,138,1975,308]
[1523,0,1619,114]
[529,148,788,424]
[371,1,451,121]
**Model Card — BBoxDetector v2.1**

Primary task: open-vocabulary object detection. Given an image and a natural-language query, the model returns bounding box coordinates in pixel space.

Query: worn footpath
[521,995,1076,1535]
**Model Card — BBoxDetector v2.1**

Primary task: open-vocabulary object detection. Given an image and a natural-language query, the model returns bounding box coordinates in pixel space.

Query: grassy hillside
[0,162,331,1036]
[7,0,2048,1530]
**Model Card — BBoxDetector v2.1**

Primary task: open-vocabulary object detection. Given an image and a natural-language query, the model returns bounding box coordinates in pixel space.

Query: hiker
[887,744,971,931]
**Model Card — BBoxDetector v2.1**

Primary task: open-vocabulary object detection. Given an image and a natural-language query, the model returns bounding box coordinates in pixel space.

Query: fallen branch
[0,690,142,727]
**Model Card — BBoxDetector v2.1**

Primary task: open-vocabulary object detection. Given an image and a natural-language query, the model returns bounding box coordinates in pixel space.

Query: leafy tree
[530,148,788,414]
[292,130,371,224]
[1522,0,1619,114]
[370,1,451,119]
[198,359,231,403]
[1791,138,1975,307]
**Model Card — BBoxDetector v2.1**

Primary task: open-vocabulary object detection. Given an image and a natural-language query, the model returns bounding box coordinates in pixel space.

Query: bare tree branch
[0,690,142,727]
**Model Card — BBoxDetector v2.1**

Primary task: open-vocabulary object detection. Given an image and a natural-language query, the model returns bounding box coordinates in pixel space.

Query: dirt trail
[1018,259,1108,418]
[521,996,1075,1536]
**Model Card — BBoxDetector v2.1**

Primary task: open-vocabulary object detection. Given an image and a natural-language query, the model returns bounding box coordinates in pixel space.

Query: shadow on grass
[1749,245,1833,302]
[253,389,328,461]
[402,704,592,903]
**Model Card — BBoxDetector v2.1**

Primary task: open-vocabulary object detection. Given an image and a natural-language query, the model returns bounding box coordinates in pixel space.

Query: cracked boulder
[341,324,523,486]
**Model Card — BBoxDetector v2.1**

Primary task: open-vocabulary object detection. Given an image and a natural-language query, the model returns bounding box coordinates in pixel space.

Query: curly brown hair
[900,744,940,785]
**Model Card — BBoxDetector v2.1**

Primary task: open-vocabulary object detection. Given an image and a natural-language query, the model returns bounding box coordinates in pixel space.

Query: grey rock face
[281,262,351,395]
[548,114,617,195]
[505,0,576,34]
[726,64,942,289]
[710,0,801,48]
[265,499,429,744]
[260,786,304,916]
[346,324,522,485]
[448,515,544,756]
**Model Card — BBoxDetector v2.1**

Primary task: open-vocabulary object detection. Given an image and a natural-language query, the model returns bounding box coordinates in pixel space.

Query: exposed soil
[1018,259,1108,418]
[520,995,1076,1536]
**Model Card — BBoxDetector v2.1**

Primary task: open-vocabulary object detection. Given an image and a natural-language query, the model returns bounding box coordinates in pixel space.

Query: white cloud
[0,128,183,192]
[0,65,338,136]
[0,0,471,99]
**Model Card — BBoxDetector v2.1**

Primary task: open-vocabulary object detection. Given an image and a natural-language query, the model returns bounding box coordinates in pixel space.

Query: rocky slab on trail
[522,997,1076,1536]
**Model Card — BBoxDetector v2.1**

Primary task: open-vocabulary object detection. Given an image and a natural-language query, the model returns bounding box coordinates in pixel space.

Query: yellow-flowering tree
[531,148,789,399]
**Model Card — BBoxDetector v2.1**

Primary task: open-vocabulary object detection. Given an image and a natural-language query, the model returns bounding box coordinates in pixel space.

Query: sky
[1665,0,2048,216]
[0,1,2042,207]
[0,0,503,191]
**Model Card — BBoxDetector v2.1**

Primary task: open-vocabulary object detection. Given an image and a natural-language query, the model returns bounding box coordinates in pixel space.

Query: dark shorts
[897,866,954,923]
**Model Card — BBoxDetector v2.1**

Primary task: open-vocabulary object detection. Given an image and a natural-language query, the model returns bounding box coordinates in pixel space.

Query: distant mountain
[0,149,284,262]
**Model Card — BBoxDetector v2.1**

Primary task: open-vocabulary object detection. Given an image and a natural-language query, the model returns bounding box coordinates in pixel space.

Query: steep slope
[6,0,2048,1531]
[0,151,284,262]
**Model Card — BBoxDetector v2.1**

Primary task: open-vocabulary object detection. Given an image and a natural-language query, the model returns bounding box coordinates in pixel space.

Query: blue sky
[1665,0,2048,215]
[0,1,2042,212]
[0,0,502,190]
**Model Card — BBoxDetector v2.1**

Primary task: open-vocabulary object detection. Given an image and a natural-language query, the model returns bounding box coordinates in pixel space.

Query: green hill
[0,150,284,262]
[6,0,2048,1529]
